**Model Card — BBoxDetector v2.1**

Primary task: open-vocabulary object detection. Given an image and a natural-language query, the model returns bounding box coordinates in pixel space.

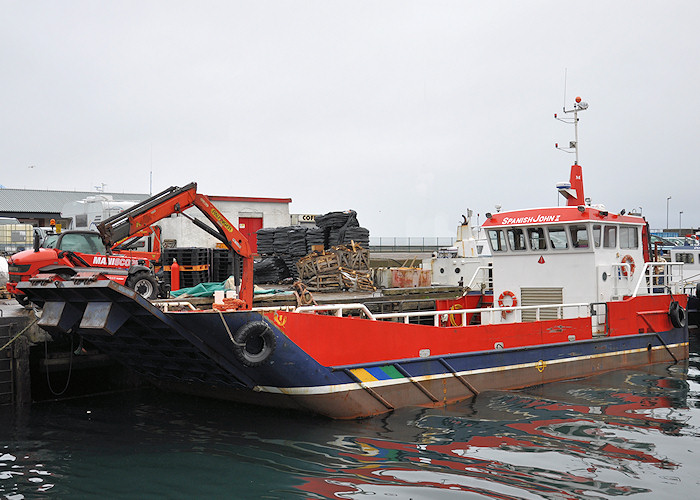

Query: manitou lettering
[501,214,561,225]
[91,256,137,267]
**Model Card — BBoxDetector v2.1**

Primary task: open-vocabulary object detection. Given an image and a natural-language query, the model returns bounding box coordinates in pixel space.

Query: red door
[238,217,263,254]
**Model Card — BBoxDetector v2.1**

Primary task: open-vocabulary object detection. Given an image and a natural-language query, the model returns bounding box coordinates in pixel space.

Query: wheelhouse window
[487,229,507,252]
[507,228,527,251]
[528,227,547,250]
[569,225,590,248]
[593,225,602,247]
[547,227,569,250]
[603,225,617,248]
[619,226,639,249]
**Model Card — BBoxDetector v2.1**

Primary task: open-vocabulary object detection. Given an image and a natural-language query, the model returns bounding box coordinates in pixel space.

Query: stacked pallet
[296,243,374,292]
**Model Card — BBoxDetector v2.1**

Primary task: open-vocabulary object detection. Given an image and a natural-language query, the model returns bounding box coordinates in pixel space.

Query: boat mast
[555,97,589,206]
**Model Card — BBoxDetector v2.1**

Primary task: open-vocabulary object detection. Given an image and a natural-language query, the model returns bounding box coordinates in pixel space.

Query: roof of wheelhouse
[482,206,646,228]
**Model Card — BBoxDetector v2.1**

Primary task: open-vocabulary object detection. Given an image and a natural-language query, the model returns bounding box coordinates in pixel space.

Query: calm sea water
[1,335,699,499]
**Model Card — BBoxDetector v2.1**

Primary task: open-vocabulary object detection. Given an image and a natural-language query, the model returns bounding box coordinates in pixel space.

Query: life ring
[233,321,276,367]
[621,255,635,276]
[668,301,687,329]
[498,290,517,313]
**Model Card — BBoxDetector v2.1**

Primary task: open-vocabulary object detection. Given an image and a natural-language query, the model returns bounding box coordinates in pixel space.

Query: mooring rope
[0,317,38,353]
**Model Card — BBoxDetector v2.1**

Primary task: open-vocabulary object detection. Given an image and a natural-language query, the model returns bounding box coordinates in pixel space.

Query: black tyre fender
[126,271,159,300]
[669,300,686,329]
[233,321,276,367]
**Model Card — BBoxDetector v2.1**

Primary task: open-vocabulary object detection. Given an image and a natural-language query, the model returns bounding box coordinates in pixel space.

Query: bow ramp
[22,280,257,389]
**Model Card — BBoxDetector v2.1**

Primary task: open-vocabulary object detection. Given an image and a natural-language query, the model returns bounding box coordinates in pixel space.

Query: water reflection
[0,337,697,499]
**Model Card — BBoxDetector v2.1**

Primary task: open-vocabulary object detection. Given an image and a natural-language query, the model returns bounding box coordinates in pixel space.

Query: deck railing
[268,301,591,326]
[369,237,456,252]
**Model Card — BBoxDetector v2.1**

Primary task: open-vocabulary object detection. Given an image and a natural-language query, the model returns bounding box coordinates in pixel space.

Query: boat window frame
[603,225,617,249]
[674,252,695,264]
[487,229,508,253]
[507,227,527,251]
[569,224,591,249]
[592,224,602,248]
[546,226,570,250]
[527,227,548,251]
[619,225,639,249]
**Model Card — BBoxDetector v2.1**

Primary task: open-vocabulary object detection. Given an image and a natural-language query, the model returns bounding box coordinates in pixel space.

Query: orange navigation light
[575,96,582,103]
[50,219,56,226]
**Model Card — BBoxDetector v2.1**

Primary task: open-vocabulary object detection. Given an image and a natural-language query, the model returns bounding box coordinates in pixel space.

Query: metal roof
[0,188,148,215]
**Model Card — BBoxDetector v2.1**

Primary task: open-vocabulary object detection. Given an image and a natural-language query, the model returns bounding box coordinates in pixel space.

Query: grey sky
[2,1,698,236]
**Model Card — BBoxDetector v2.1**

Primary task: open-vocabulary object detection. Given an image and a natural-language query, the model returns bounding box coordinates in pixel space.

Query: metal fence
[369,237,456,252]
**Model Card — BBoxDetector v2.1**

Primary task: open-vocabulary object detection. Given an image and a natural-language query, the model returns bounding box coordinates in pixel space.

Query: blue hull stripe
[255,340,688,395]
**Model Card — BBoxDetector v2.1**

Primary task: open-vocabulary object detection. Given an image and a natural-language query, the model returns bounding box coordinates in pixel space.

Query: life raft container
[233,321,276,367]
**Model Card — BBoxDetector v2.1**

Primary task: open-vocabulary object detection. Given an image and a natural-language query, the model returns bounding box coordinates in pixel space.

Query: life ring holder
[498,290,517,314]
[232,321,277,367]
[621,255,636,277]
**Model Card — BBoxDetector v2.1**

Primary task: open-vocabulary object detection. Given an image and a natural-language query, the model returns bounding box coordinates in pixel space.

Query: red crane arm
[97,182,254,308]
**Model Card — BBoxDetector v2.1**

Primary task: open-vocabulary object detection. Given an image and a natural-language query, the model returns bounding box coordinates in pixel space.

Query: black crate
[163,247,212,266]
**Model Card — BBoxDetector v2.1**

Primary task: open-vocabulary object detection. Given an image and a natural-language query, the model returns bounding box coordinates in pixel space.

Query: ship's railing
[152,301,198,312]
[259,301,591,325]
[295,303,376,319]
[374,302,590,326]
[466,265,493,291]
[629,261,685,297]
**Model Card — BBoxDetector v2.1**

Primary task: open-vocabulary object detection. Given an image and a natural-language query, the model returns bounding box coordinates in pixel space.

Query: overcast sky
[2,1,698,236]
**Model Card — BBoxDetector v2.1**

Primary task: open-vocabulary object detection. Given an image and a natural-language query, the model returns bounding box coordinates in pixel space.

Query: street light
[666,196,671,230]
[679,211,683,230]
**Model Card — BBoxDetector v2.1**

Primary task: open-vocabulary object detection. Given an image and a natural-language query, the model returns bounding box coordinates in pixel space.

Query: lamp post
[679,211,683,231]
[666,196,671,231]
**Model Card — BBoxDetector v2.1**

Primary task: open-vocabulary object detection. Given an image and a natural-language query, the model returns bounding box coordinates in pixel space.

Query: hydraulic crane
[97,182,254,308]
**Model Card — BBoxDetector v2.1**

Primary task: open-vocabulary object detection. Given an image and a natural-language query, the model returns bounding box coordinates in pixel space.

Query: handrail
[294,303,376,320]
[466,265,492,290]
[374,302,590,326]
[152,301,198,312]
[630,261,684,297]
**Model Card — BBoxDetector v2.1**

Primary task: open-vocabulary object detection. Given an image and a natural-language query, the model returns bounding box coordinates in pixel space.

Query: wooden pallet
[339,267,376,291]
[305,274,341,291]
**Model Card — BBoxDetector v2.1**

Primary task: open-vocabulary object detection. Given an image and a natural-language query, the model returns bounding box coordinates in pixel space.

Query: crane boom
[96,182,254,308]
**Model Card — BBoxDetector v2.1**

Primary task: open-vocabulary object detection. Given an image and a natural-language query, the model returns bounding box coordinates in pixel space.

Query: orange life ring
[621,255,635,276]
[498,290,517,313]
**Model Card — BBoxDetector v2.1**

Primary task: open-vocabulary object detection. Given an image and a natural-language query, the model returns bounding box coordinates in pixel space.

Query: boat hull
[20,280,689,419]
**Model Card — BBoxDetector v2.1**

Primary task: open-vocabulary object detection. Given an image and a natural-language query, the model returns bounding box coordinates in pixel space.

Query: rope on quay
[0,317,38,353]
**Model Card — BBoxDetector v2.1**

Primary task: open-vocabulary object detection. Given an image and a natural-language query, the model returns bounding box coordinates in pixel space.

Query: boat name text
[501,215,562,225]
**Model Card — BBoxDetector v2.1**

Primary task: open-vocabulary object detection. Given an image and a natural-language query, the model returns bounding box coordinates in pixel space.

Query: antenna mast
[555,96,588,165]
